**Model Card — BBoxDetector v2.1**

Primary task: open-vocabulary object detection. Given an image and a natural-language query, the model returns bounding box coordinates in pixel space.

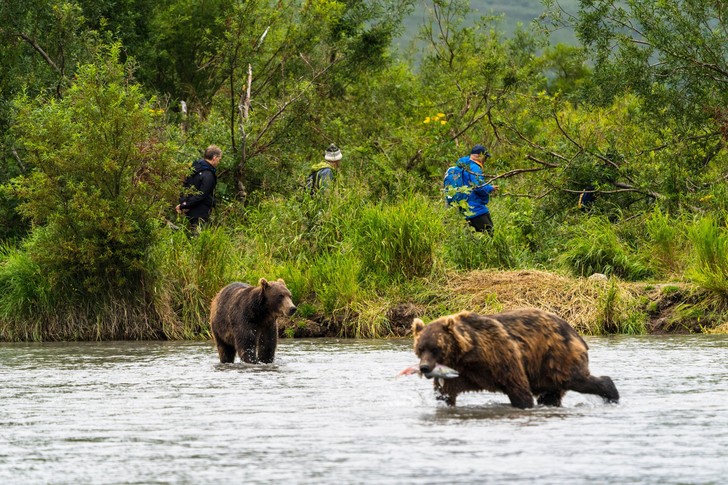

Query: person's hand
[175,204,183,214]
[492,185,499,191]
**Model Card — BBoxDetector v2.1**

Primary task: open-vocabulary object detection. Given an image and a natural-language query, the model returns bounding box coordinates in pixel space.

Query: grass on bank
[1,193,727,341]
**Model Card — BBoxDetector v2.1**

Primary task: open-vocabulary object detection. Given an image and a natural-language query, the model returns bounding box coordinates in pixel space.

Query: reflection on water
[1,336,728,484]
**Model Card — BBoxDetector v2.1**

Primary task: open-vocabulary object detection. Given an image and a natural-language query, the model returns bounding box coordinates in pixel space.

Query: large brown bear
[210,278,296,364]
[412,309,619,408]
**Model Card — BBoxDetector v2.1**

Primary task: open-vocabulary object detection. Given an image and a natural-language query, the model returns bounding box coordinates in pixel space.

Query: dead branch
[11,148,27,174]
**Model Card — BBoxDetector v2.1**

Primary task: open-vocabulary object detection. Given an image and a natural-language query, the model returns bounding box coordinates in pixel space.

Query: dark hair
[204,145,222,160]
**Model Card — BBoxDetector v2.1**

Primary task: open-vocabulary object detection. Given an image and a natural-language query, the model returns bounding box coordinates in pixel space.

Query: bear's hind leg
[537,390,564,407]
[568,375,619,403]
[216,342,237,364]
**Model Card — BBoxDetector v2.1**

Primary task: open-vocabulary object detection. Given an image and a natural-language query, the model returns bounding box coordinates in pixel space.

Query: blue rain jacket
[458,155,495,218]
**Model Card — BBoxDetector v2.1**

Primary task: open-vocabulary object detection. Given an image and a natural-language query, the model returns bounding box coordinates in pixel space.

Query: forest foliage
[0,0,726,340]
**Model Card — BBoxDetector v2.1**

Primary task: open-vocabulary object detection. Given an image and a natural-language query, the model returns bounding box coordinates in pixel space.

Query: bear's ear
[443,316,473,353]
[277,278,285,285]
[258,278,269,289]
[411,318,425,336]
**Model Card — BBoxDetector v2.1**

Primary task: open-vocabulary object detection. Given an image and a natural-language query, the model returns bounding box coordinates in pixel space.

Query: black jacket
[179,159,217,220]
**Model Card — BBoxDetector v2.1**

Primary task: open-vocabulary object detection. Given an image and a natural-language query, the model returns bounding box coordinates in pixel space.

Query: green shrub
[5,44,180,298]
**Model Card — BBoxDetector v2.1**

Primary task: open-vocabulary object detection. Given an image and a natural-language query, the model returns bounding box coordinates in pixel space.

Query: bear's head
[259,278,297,317]
[411,312,475,376]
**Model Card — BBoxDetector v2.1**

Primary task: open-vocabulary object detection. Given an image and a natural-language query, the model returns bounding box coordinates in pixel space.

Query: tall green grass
[644,207,685,277]
[0,244,52,340]
[560,216,651,280]
[687,216,728,297]
[354,194,444,283]
[149,226,239,339]
[596,280,647,334]
[0,241,171,341]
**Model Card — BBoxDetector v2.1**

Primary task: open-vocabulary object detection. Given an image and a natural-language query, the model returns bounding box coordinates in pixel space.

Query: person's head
[470,144,491,162]
[324,143,342,167]
[204,145,223,167]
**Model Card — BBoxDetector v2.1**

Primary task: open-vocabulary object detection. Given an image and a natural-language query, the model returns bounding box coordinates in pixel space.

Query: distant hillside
[395,0,580,55]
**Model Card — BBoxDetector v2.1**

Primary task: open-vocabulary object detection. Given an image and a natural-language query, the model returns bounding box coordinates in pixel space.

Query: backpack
[305,170,321,195]
[305,166,334,195]
[443,162,472,206]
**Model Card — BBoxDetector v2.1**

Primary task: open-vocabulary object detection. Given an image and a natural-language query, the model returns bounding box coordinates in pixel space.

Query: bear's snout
[287,305,297,316]
[419,363,433,377]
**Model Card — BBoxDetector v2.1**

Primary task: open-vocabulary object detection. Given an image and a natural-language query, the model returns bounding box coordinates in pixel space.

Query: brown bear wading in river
[412,309,619,408]
[210,278,296,364]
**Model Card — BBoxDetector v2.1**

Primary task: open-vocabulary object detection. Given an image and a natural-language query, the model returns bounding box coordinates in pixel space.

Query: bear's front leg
[434,381,458,406]
[236,328,259,364]
[216,341,237,364]
[256,324,278,364]
[506,388,535,409]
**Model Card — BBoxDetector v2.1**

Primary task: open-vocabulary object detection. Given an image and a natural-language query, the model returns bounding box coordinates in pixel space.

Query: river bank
[279,270,728,338]
[2,270,725,342]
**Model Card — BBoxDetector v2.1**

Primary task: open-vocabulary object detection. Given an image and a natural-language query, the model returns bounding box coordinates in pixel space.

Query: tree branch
[15,31,61,74]
[552,109,623,172]
[250,60,337,152]
[486,166,550,184]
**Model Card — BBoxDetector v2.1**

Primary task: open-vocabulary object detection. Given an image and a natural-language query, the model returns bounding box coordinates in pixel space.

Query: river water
[1,336,727,484]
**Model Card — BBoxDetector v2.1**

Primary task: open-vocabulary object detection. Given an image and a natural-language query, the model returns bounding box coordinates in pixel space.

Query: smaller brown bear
[412,309,619,408]
[210,278,296,364]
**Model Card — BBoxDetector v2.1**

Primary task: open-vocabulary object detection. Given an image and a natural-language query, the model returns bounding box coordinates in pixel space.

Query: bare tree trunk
[236,64,253,201]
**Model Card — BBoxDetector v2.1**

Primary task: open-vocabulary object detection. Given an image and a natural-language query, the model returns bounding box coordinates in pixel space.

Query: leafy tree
[546,0,727,138]
[0,0,92,98]
[0,1,100,239]
[212,0,415,199]
[542,0,728,211]
[4,44,181,297]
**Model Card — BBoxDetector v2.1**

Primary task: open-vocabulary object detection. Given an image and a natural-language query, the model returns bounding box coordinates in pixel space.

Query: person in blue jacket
[460,144,498,235]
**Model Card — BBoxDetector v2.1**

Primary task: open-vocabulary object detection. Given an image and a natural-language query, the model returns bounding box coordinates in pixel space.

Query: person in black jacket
[176,145,222,227]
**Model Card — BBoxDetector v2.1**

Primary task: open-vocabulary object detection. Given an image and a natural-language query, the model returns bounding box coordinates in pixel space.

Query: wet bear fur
[210,278,296,364]
[412,309,619,408]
